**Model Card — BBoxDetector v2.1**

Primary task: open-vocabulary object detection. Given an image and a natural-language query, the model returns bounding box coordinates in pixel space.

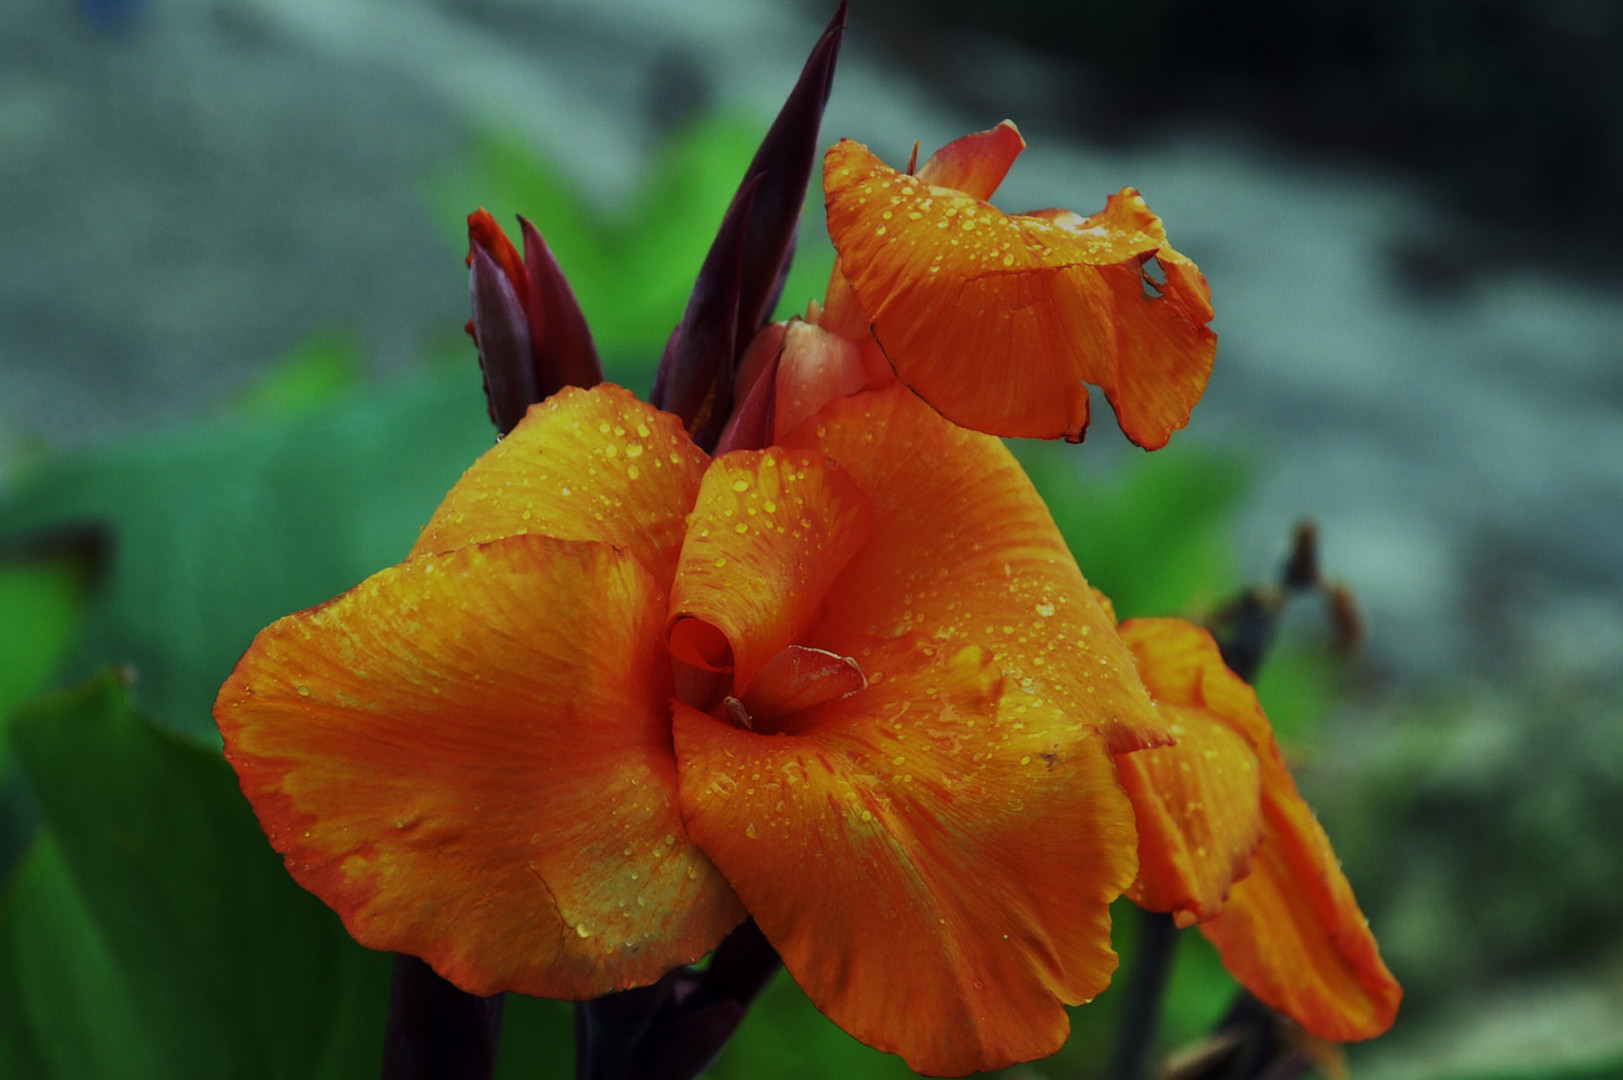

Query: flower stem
[1105,909,1179,1080]
[381,954,505,1080]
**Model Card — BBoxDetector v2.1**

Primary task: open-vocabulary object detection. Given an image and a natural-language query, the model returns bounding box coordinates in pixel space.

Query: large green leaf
[1021,440,1249,622]
[0,674,391,1078]
[0,530,102,757]
[0,367,492,741]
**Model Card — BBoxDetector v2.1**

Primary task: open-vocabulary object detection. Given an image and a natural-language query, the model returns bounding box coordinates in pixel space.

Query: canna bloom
[215,377,1175,1075]
[217,6,1398,1070]
[1114,618,1401,1041]
[821,121,1217,448]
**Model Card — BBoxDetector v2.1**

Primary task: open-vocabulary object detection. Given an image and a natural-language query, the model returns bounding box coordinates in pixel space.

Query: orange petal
[412,384,709,585]
[667,448,872,691]
[823,140,1216,446]
[675,635,1136,1076]
[915,120,1027,201]
[785,383,1168,754]
[1118,619,1400,1040]
[1200,797,1402,1041]
[1115,619,1265,924]
[1113,700,1263,925]
[215,536,745,998]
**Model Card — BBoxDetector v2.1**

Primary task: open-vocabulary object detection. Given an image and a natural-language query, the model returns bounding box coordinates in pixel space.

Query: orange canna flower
[215,379,1175,1076]
[1113,618,1402,1041]
[821,122,1218,448]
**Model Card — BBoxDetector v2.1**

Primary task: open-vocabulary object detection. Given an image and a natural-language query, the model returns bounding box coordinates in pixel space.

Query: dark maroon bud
[651,2,845,445]
[715,347,781,455]
[519,216,602,397]
[468,244,540,435]
[650,176,761,451]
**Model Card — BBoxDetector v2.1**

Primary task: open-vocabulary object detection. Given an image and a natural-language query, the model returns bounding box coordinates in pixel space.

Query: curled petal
[823,140,1216,446]
[216,536,745,998]
[675,636,1135,1076]
[785,384,1168,753]
[668,448,872,691]
[413,384,708,585]
[1121,619,1401,1040]
[915,120,1027,201]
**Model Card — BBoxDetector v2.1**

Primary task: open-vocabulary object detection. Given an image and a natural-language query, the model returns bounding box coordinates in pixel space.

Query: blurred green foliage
[0,116,1401,1079]
[0,675,390,1078]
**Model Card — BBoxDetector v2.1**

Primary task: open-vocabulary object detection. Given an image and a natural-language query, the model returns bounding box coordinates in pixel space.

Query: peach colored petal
[785,383,1168,754]
[216,536,745,998]
[818,256,872,343]
[1114,700,1262,926]
[772,319,869,440]
[915,120,1027,201]
[823,140,1216,446]
[675,635,1136,1076]
[1118,619,1400,1040]
[413,384,708,584]
[667,448,872,691]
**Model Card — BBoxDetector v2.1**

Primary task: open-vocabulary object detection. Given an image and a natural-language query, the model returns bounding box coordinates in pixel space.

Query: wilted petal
[1119,618,1400,1040]
[1116,620,1265,925]
[823,141,1216,446]
[675,635,1135,1076]
[216,536,745,998]
[413,384,709,585]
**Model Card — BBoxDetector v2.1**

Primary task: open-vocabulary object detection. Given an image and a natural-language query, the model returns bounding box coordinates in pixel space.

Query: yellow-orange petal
[915,120,1027,202]
[785,383,1168,753]
[667,448,872,691]
[412,383,708,584]
[1113,700,1263,925]
[823,140,1216,446]
[674,635,1136,1076]
[1119,619,1400,1040]
[215,536,744,998]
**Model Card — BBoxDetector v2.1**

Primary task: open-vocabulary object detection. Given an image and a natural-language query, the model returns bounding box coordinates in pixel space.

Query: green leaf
[0,366,492,741]
[0,834,164,1079]
[1,673,391,1078]
[708,969,919,1080]
[231,329,363,420]
[1021,441,1249,621]
[0,529,102,753]
[492,993,575,1079]
[1250,643,1340,744]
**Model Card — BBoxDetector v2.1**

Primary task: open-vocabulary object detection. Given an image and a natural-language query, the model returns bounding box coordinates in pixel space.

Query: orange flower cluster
[215,48,1396,1080]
